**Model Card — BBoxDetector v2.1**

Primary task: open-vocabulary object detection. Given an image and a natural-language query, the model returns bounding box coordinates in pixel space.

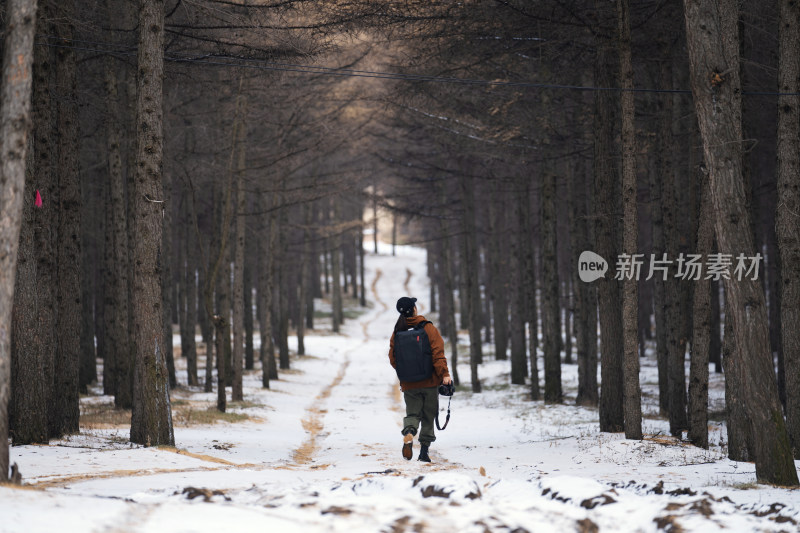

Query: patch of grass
[228,400,263,409]
[80,407,131,429]
[173,406,250,426]
[730,482,759,490]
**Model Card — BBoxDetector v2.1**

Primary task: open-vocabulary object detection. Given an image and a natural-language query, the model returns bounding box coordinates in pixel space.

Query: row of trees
[1,0,798,487]
[0,0,378,477]
[373,0,799,486]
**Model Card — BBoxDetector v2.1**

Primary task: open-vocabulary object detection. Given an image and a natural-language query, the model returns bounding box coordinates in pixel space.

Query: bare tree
[617,0,642,440]
[594,21,624,433]
[688,173,714,449]
[683,0,797,485]
[130,0,174,446]
[52,0,82,437]
[541,172,562,404]
[0,0,37,481]
[776,0,800,458]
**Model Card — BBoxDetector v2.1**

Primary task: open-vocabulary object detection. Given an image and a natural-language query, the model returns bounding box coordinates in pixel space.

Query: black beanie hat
[396,296,417,317]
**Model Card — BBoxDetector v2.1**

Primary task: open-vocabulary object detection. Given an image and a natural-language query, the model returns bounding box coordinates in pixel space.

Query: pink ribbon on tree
[34,190,42,208]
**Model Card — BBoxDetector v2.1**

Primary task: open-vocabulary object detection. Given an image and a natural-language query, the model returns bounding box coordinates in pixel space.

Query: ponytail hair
[394,314,410,334]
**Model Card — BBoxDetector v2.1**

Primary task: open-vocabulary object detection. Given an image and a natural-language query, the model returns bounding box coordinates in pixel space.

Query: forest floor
[3,242,800,532]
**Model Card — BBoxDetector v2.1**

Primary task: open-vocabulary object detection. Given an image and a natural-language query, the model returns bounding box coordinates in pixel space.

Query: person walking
[388,296,452,462]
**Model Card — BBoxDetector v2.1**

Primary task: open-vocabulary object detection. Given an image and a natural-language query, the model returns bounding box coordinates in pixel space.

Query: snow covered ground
[3,241,800,532]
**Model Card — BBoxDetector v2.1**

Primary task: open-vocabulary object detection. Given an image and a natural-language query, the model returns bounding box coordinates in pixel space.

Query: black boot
[418,444,431,462]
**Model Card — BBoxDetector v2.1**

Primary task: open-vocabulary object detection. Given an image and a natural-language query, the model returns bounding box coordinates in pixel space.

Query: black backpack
[394,321,433,382]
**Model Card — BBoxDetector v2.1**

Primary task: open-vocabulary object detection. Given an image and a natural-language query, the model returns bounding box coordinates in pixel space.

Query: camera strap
[435,396,451,431]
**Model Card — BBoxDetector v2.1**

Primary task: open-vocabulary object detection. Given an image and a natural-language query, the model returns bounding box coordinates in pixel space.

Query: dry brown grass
[80,406,131,430]
[172,405,251,427]
[79,400,254,430]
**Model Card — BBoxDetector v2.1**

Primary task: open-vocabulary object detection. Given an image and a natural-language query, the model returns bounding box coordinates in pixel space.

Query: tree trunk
[710,278,722,373]
[162,170,176,389]
[688,174,713,449]
[574,150,598,406]
[11,174,48,445]
[259,187,277,388]
[53,0,82,437]
[332,199,344,334]
[511,177,531,388]
[683,0,797,485]
[9,0,47,446]
[298,204,312,356]
[359,218,366,307]
[776,0,800,458]
[652,78,670,414]
[521,181,539,358]
[489,191,509,361]
[541,173,562,404]
[129,0,174,447]
[215,315,227,412]
[244,258,255,369]
[182,212,198,386]
[277,193,290,370]
[617,0,642,440]
[219,243,232,387]
[0,0,37,480]
[462,175,482,393]
[722,292,753,462]
[231,92,247,402]
[438,184,460,387]
[103,47,133,407]
[79,151,97,394]
[594,32,624,433]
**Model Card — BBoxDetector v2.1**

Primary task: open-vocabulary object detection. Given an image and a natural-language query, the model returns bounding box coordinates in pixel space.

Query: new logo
[578,251,608,282]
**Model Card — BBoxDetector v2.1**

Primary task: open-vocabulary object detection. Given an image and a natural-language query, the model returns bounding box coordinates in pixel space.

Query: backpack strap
[414,320,431,330]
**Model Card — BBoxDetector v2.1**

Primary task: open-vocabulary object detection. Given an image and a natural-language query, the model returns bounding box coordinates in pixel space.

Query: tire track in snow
[290,357,350,468]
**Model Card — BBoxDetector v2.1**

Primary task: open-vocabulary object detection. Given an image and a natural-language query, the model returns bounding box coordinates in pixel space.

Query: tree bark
[541,173,562,404]
[462,175,482,393]
[776,0,800,458]
[244,257,255,369]
[297,203,312,356]
[489,190,509,361]
[79,148,97,394]
[52,0,82,437]
[438,183,460,387]
[331,199,344,334]
[688,173,713,449]
[231,91,247,402]
[510,178,530,388]
[594,32,624,433]
[277,190,290,369]
[652,76,670,414]
[259,186,277,388]
[129,0,174,447]
[617,0,642,440]
[574,150,598,407]
[0,0,37,481]
[162,169,176,389]
[10,0,47,446]
[659,59,688,436]
[181,209,198,386]
[11,173,48,445]
[683,0,797,485]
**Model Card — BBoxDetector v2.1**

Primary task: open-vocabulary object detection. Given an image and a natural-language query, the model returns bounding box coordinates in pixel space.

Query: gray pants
[402,387,439,445]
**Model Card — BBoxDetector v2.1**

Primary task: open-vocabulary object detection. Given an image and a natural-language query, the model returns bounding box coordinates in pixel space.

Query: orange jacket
[388,315,450,391]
